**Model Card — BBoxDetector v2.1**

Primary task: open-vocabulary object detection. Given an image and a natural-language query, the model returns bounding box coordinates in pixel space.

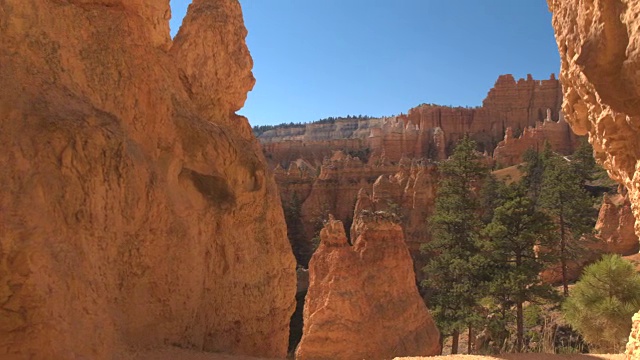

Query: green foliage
[570,138,597,184]
[519,141,552,204]
[563,254,640,352]
[540,154,596,296]
[251,115,375,136]
[479,174,503,224]
[482,184,559,350]
[422,136,491,343]
[346,148,371,162]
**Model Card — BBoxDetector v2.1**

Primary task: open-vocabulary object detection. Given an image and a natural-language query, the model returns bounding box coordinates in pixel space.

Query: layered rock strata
[0,0,295,358]
[295,215,441,360]
[259,74,571,166]
[547,0,640,356]
[352,163,439,280]
[493,111,578,167]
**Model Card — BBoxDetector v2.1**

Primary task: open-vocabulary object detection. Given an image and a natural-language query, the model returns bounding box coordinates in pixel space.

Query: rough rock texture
[595,193,639,256]
[282,151,401,266]
[547,1,640,357]
[0,0,295,359]
[353,163,439,281]
[258,74,567,167]
[493,112,577,167]
[630,312,640,358]
[275,150,438,269]
[295,215,441,360]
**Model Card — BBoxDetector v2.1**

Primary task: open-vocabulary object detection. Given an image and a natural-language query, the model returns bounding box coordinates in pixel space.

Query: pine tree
[539,154,595,296]
[570,138,597,184]
[422,136,490,354]
[563,254,640,352]
[482,184,558,351]
[520,141,553,204]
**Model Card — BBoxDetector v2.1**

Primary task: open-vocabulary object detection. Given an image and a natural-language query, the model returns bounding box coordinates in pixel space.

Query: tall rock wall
[547,0,640,357]
[493,113,577,167]
[295,215,441,360]
[0,0,295,359]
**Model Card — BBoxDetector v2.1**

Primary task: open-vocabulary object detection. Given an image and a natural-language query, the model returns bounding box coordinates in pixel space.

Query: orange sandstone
[296,215,441,360]
[0,0,295,359]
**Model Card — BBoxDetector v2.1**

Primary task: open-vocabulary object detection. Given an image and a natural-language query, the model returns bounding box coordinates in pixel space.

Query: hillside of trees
[252,115,375,136]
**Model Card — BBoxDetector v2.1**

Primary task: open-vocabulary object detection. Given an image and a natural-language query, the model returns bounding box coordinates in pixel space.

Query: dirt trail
[120,347,626,360]
[397,354,625,360]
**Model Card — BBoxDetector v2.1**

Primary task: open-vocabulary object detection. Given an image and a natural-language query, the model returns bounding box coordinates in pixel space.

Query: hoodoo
[0,0,295,358]
[295,215,441,360]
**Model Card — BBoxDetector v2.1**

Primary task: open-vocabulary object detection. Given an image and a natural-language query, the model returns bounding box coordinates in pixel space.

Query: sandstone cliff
[295,215,441,360]
[547,0,640,357]
[493,112,577,167]
[259,74,571,167]
[595,193,639,256]
[0,1,295,359]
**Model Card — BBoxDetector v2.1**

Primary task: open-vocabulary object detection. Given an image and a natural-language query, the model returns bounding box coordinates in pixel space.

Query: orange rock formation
[296,215,441,360]
[259,74,571,167]
[547,0,640,357]
[0,0,295,358]
[595,193,639,256]
[493,111,577,167]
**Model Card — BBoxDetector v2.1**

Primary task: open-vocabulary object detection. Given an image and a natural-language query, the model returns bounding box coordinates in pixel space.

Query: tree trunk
[516,301,524,352]
[560,215,569,297]
[468,325,473,354]
[439,334,444,355]
[452,329,459,354]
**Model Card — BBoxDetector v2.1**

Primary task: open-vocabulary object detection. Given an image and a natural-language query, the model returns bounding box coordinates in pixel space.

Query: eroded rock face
[0,0,295,358]
[595,193,639,256]
[295,215,441,360]
[353,163,439,281]
[547,0,640,357]
[493,113,577,167]
[259,74,568,167]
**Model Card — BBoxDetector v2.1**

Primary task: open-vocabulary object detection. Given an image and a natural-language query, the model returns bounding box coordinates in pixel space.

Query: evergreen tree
[520,141,553,204]
[539,154,595,296]
[570,138,597,184]
[482,184,558,351]
[422,136,490,354]
[563,254,640,352]
[479,174,503,224]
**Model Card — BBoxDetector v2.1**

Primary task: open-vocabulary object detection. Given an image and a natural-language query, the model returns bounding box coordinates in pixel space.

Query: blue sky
[169,1,560,126]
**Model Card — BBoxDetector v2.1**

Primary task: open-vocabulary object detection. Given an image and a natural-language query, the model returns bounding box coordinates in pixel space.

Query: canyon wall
[295,215,440,360]
[259,74,574,167]
[547,0,640,357]
[493,112,577,167]
[0,0,295,359]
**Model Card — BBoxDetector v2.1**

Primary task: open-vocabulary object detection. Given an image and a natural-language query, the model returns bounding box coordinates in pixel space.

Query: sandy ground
[120,347,626,360]
[120,348,279,360]
[397,354,625,360]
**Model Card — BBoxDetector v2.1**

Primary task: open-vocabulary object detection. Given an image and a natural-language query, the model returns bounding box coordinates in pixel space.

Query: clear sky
[169,1,560,126]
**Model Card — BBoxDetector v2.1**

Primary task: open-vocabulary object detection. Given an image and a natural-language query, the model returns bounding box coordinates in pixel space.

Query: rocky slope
[296,215,441,360]
[0,0,295,359]
[547,0,640,357]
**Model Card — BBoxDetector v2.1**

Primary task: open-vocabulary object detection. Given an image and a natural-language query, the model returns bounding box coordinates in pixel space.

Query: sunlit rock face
[258,74,570,167]
[547,0,640,357]
[295,215,441,360]
[0,0,296,358]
